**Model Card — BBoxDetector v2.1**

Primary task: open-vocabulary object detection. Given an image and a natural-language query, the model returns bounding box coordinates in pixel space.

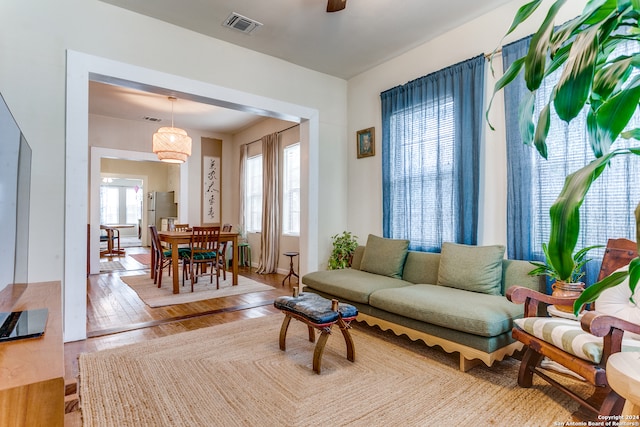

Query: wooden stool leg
[313,327,332,374]
[279,315,293,351]
[307,325,315,343]
[337,318,355,362]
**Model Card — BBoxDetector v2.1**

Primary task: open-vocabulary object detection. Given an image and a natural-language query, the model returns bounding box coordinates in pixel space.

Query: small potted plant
[328,231,359,270]
[528,243,602,312]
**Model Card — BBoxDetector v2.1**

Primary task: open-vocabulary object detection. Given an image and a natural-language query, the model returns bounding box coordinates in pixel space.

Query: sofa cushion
[514,317,640,364]
[302,269,412,304]
[369,284,523,337]
[360,234,410,279]
[401,251,440,285]
[437,242,505,295]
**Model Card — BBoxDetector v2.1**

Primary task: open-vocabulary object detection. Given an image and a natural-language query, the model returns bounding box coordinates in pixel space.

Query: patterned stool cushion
[274,292,358,325]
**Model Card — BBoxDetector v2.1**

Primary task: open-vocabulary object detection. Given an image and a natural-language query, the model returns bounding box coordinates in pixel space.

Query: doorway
[99,175,144,248]
[65,50,320,342]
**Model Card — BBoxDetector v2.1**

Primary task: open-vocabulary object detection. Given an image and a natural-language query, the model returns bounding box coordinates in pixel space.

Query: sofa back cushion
[350,245,366,270]
[360,234,409,279]
[501,258,545,295]
[401,251,441,284]
[437,242,505,295]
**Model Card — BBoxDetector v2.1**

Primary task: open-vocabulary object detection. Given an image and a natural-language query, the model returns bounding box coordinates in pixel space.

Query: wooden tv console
[0,281,64,426]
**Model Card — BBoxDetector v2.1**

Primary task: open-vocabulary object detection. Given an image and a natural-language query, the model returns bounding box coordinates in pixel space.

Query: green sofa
[302,235,544,371]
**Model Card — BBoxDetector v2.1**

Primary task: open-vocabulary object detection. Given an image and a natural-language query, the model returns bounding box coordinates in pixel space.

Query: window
[282,143,300,235]
[245,155,263,232]
[125,187,142,224]
[100,186,119,224]
[381,55,485,251]
[101,182,143,226]
[503,37,640,285]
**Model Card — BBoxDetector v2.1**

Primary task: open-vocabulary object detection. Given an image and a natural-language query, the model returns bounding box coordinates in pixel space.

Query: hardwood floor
[64,246,294,399]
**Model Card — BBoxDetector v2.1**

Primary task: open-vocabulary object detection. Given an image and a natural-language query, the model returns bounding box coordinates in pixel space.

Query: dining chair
[182,226,222,291]
[148,225,173,288]
[218,223,233,280]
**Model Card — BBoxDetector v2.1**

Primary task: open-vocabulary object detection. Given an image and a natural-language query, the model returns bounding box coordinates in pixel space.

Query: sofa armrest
[506,285,579,318]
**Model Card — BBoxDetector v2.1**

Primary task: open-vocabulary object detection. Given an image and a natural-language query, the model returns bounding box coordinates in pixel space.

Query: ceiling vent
[143,116,162,122]
[223,12,262,35]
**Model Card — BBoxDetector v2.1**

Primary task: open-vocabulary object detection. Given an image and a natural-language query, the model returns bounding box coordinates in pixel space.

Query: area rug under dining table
[119,273,273,307]
[78,315,590,426]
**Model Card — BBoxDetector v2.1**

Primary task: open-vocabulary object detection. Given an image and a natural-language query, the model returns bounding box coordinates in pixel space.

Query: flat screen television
[0,93,31,292]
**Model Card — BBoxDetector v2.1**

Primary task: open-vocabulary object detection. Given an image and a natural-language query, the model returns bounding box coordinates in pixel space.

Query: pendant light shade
[152,97,192,164]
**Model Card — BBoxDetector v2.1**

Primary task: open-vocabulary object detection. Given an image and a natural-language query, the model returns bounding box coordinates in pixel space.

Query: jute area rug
[78,315,590,426]
[120,273,273,307]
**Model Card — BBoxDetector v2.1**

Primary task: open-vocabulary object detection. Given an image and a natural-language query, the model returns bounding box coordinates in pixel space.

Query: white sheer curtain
[238,144,248,237]
[257,132,280,274]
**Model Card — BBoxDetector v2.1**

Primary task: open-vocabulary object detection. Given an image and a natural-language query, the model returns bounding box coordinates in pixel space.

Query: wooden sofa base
[356,313,523,372]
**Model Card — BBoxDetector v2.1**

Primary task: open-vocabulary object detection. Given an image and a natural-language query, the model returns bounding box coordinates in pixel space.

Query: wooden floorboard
[64,246,294,387]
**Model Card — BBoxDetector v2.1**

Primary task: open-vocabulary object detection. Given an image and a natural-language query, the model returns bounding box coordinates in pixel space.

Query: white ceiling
[92,0,515,134]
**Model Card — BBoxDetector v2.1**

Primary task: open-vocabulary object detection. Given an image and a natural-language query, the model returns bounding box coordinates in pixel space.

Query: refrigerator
[147,191,178,231]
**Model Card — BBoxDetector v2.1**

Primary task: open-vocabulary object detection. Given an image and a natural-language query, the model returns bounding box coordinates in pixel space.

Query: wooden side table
[607,352,640,417]
[282,251,299,287]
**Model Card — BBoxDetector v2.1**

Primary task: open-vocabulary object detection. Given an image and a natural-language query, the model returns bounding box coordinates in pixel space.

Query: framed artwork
[356,127,375,159]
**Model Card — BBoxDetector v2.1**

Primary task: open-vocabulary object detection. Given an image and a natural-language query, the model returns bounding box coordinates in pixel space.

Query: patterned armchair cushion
[514,317,640,364]
[595,266,640,340]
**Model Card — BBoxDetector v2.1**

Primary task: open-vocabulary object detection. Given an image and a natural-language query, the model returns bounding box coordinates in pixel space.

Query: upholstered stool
[274,289,358,374]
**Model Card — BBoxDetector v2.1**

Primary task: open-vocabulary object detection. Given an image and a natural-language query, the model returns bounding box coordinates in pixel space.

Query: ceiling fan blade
[327,0,346,12]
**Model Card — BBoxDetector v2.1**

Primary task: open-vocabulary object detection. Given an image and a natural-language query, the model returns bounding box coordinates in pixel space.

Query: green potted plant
[490,0,640,315]
[528,242,602,312]
[328,231,359,270]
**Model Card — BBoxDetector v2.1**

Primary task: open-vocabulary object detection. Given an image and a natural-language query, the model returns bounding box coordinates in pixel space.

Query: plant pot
[551,281,585,313]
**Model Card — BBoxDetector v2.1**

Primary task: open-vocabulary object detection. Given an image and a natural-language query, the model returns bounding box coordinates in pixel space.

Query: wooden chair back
[597,238,637,280]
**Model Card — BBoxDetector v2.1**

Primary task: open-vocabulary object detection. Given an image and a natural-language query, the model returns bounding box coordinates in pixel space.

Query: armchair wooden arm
[581,311,640,367]
[506,285,579,317]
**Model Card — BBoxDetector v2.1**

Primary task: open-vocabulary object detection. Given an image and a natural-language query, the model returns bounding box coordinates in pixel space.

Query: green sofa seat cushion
[369,284,523,337]
[302,269,413,304]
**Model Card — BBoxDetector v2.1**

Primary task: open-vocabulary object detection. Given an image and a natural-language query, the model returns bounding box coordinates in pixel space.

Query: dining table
[155,230,240,294]
[100,224,134,257]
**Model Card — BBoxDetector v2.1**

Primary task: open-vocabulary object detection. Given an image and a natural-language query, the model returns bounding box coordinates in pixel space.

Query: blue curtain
[503,36,535,261]
[503,36,640,287]
[381,55,485,252]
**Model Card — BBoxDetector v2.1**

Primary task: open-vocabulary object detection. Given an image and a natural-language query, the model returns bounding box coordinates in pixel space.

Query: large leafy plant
[489,0,640,314]
[529,243,602,283]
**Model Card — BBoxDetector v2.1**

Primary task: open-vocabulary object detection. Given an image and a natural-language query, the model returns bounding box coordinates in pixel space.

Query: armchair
[506,238,640,420]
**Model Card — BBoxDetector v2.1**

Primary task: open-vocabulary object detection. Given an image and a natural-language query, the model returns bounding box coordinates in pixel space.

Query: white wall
[0,0,346,341]
[346,0,584,249]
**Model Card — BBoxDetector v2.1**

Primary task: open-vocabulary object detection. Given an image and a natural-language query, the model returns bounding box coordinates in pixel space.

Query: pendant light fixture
[152,96,192,164]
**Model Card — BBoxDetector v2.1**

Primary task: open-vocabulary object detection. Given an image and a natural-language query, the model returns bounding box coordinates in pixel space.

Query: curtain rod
[243,123,300,147]
[484,48,502,60]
